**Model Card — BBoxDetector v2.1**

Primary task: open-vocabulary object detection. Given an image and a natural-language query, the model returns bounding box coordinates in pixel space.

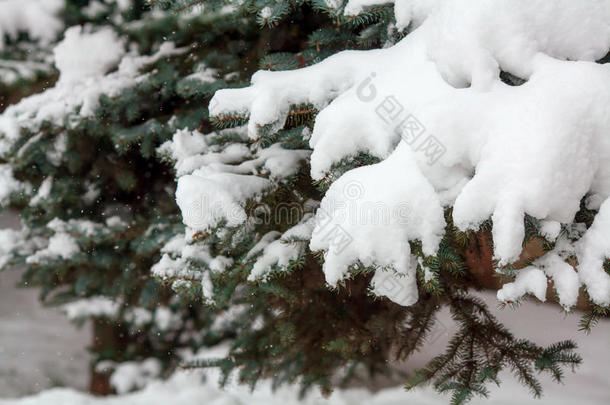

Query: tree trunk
[464,230,592,310]
[89,318,120,395]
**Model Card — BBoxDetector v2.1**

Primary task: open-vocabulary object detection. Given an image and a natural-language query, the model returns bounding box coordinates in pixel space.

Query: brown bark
[89,318,120,395]
[464,230,501,289]
[464,230,592,311]
[0,75,57,113]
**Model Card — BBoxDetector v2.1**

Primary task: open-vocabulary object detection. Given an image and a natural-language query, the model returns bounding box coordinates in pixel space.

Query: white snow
[29,177,53,207]
[114,0,133,12]
[153,307,180,331]
[497,267,548,303]
[152,232,233,297]
[182,66,218,84]
[108,359,162,395]
[63,297,120,321]
[0,0,63,51]
[248,214,314,280]
[26,232,79,264]
[54,26,125,83]
[0,264,90,398]
[324,0,345,12]
[0,228,25,267]
[0,0,63,86]
[21,217,126,267]
[0,165,22,207]
[344,0,390,16]
[64,297,170,333]
[260,7,272,19]
[157,129,210,164]
[2,291,609,404]
[0,59,54,87]
[159,129,251,177]
[177,171,270,230]
[206,0,610,306]
[45,133,68,167]
[577,198,610,305]
[161,128,309,231]
[245,231,281,259]
[82,1,108,18]
[0,36,187,154]
[47,218,105,238]
[536,253,580,310]
[124,307,153,327]
[310,145,443,297]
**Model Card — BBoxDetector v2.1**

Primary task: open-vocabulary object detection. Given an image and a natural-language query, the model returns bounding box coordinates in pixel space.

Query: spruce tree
[0,0,263,394]
[152,0,609,403]
[0,0,64,111]
[0,1,608,404]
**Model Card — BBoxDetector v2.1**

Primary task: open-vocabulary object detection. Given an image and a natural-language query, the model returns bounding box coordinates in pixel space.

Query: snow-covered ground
[0,288,608,404]
[0,212,90,397]
[0,268,91,397]
[2,212,606,405]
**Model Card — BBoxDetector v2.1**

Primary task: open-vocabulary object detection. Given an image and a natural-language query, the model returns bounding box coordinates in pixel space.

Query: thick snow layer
[161,129,310,231]
[54,26,125,83]
[208,0,610,306]
[577,199,610,305]
[159,127,313,300]
[2,292,609,404]
[0,0,63,51]
[177,172,270,229]
[536,253,580,309]
[497,267,547,303]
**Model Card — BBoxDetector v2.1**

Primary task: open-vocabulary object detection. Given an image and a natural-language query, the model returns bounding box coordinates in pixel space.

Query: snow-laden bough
[175,0,610,308]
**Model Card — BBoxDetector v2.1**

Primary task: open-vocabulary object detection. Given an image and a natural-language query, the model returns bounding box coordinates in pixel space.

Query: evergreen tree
[0,0,265,394]
[0,0,64,111]
[152,0,609,403]
[0,1,608,404]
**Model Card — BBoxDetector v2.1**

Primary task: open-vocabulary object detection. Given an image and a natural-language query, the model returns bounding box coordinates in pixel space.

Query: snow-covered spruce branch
[0,0,64,86]
[0,7,253,392]
[145,2,608,398]
[197,0,610,309]
[0,0,608,401]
